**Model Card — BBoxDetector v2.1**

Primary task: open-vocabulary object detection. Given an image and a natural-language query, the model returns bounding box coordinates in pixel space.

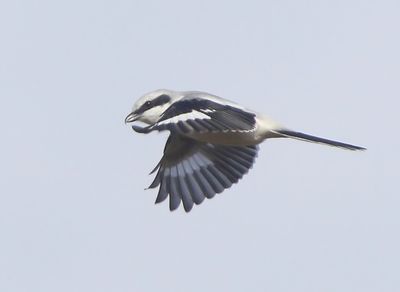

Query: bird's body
[125,89,365,212]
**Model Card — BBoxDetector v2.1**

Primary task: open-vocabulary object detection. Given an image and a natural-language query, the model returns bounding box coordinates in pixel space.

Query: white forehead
[133,89,179,110]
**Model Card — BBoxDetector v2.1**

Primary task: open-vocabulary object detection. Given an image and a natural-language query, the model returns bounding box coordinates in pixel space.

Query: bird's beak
[125,112,139,124]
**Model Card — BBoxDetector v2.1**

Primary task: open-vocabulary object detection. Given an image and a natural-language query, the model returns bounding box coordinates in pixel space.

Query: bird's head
[125,89,178,125]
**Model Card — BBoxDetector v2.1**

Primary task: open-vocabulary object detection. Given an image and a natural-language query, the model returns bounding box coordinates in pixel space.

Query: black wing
[150,98,257,134]
[148,134,259,212]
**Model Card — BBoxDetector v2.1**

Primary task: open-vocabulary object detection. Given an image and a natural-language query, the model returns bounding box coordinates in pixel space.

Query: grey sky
[1,0,399,291]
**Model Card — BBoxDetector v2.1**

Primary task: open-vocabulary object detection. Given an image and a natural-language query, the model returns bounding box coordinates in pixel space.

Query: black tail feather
[275,130,366,151]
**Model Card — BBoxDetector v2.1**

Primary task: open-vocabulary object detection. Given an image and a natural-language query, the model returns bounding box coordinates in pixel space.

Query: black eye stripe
[135,94,171,115]
[153,94,171,106]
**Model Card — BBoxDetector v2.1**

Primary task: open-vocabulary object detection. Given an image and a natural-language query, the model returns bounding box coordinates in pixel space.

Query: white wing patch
[202,109,216,113]
[158,110,211,125]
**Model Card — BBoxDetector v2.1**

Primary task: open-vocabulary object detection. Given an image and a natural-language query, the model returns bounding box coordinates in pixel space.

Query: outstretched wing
[148,97,257,134]
[148,134,259,212]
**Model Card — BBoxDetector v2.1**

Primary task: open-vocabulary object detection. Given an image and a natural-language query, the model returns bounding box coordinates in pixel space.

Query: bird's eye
[145,101,152,106]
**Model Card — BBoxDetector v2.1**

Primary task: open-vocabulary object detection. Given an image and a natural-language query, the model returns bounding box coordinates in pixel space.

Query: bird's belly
[184,131,261,146]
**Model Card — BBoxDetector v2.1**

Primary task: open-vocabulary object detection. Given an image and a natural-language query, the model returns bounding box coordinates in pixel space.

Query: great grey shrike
[125,89,365,212]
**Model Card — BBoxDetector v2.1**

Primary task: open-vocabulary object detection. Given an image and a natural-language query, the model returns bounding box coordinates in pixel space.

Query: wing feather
[147,134,259,212]
[168,166,181,211]
[148,98,256,134]
[177,163,194,212]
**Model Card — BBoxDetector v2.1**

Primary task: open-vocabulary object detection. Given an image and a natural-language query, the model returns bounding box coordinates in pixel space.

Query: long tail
[273,129,366,151]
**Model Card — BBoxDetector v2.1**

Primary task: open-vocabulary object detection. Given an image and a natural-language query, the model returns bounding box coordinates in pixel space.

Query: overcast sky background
[1,0,399,291]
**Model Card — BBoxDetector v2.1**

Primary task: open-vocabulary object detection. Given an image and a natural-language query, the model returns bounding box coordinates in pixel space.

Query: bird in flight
[125,89,365,212]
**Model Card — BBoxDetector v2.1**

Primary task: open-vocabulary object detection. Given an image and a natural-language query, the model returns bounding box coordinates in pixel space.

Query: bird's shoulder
[160,92,251,120]
[179,91,246,109]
